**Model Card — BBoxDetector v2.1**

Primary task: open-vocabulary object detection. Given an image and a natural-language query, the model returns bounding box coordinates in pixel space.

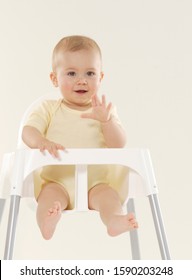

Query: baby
[22,35,138,240]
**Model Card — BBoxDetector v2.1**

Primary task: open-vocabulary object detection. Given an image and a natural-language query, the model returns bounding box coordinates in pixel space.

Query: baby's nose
[76,77,87,84]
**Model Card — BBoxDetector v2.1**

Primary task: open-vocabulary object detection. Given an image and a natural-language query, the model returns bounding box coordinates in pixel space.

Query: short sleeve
[24,100,56,135]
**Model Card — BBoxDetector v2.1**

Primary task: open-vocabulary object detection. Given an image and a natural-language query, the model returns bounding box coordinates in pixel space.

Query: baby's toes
[128,218,137,228]
[128,213,136,221]
[54,201,62,213]
[48,208,53,216]
[132,221,138,228]
[54,201,60,208]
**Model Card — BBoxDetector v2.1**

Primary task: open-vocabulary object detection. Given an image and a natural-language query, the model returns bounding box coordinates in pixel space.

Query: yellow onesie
[25,98,129,209]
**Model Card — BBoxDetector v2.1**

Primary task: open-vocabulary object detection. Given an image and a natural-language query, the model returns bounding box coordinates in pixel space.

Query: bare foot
[41,201,62,240]
[107,213,138,237]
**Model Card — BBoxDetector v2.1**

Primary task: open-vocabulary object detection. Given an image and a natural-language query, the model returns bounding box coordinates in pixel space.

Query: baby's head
[52,35,102,72]
[50,35,104,108]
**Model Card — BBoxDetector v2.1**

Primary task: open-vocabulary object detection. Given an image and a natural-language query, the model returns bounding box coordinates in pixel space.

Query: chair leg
[148,194,171,259]
[0,198,6,224]
[127,198,141,260]
[4,195,21,260]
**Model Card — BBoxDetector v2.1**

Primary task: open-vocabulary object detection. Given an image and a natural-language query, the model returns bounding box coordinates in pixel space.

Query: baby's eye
[86,71,96,77]
[67,71,76,77]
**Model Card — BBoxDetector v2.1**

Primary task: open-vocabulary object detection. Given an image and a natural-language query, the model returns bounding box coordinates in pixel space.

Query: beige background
[0,0,192,259]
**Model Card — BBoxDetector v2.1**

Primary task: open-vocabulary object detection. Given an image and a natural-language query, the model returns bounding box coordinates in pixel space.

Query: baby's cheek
[91,84,100,94]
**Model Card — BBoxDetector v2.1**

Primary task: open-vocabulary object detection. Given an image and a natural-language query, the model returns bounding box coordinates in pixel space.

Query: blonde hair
[52,35,102,71]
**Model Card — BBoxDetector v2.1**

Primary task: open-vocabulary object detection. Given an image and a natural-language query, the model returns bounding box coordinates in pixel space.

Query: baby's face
[51,49,103,109]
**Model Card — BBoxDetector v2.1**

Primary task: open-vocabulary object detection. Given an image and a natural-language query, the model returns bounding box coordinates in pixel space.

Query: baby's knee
[89,183,117,202]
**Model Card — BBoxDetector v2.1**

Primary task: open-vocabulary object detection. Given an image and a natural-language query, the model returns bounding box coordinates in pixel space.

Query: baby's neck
[62,99,92,111]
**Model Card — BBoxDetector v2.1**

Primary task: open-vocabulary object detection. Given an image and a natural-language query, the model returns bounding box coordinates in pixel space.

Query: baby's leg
[88,184,138,237]
[36,182,69,240]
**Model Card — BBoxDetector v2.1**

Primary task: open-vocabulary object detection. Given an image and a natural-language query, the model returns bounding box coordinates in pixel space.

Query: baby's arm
[100,117,127,148]
[81,94,127,148]
[22,126,65,158]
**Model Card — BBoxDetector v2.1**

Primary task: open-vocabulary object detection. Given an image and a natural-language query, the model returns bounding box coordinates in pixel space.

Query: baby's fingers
[39,141,65,159]
[91,94,101,106]
[106,101,113,113]
[50,143,65,159]
[55,143,65,151]
[101,95,106,106]
[39,141,47,153]
[55,144,67,159]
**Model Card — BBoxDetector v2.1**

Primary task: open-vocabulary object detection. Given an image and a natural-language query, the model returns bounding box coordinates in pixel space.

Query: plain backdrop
[0,0,192,259]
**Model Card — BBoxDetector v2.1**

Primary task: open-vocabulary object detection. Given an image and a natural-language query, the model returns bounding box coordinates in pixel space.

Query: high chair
[0,92,171,260]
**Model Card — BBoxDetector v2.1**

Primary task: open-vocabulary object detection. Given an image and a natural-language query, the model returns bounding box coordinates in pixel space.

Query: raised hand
[81,94,113,122]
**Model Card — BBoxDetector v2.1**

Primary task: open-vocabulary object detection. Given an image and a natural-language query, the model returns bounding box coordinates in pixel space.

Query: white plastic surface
[0,148,158,210]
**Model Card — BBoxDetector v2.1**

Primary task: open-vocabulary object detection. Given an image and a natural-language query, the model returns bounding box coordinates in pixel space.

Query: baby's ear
[100,71,104,81]
[50,72,58,87]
